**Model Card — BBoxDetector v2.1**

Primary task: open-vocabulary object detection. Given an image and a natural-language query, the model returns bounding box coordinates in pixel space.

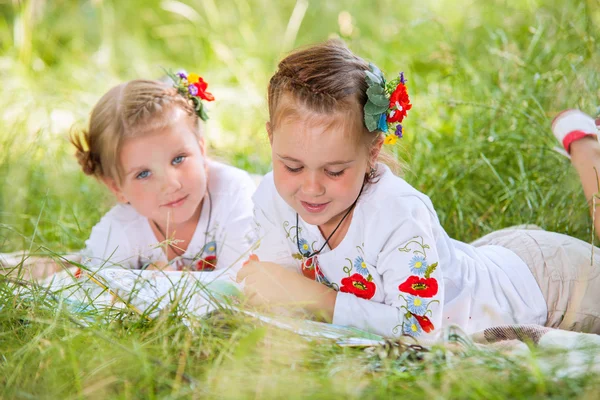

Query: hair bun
[76,150,97,176]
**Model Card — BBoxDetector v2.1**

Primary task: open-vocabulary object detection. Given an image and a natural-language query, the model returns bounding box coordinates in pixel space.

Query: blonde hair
[268,39,401,177]
[71,79,201,183]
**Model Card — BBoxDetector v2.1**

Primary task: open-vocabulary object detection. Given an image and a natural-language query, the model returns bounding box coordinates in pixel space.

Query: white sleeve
[214,176,256,274]
[250,174,298,270]
[332,201,444,339]
[82,213,139,269]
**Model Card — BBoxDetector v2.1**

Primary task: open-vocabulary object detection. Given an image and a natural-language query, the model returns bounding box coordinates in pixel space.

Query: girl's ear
[266,122,273,146]
[102,176,128,203]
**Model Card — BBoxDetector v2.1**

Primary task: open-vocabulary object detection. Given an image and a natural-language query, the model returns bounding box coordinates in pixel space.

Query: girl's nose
[302,172,325,197]
[162,168,183,193]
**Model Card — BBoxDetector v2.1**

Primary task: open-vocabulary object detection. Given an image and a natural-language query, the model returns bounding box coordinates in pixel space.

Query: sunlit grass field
[1,0,600,398]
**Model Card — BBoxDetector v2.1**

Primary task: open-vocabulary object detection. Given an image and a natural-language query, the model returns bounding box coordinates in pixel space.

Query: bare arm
[570,137,600,240]
[237,260,337,322]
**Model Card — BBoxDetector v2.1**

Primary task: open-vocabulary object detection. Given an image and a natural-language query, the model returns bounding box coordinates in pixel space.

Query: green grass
[1,0,600,397]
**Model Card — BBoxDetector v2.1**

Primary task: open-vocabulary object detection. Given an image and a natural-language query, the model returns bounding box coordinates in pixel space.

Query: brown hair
[70,79,201,183]
[268,39,400,176]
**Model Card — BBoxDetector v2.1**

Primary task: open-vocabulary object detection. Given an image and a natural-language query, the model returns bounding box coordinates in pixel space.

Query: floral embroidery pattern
[340,273,376,299]
[340,244,376,300]
[283,221,316,261]
[353,256,369,276]
[191,240,218,271]
[195,255,217,271]
[408,255,428,275]
[298,239,311,257]
[398,275,438,298]
[394,236,440,338]
[301,256,318,280]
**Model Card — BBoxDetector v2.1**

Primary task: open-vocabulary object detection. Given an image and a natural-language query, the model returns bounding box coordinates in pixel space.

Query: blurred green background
[1,0,599,253]
[2,1,600,398]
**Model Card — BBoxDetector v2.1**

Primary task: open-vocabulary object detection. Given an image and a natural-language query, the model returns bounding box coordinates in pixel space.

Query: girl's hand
[236,260,336,321]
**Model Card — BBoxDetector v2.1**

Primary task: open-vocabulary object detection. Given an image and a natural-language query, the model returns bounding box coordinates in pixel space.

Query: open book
[41,266,384,345]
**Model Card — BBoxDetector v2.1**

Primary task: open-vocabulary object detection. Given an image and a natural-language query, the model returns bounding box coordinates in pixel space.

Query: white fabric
[551,109,598,144]
[251,164,547,339]
[83,160,256,273]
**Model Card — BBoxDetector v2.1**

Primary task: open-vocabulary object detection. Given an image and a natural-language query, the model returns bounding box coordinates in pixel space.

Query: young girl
[72,74,256,273]
[237,40,600,339]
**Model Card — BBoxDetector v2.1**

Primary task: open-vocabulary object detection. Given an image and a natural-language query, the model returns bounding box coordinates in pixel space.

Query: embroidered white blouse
[83,161,256,273]
[251,164,548,338]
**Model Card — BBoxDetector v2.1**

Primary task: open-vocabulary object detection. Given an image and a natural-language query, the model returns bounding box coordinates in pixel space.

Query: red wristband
[563,130,597,153]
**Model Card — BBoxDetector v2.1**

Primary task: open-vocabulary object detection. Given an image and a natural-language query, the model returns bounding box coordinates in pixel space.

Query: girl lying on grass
[237,39,600,339]
[2,74,256,281]
[69,74,255,273]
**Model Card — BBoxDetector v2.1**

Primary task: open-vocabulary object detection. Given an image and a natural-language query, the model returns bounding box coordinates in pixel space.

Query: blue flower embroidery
[406,295,427,315]
[298,238,311,257]
[353,256,369,276]
[203,241,217,255]
[402,315,422,337]
[408,255,428,276]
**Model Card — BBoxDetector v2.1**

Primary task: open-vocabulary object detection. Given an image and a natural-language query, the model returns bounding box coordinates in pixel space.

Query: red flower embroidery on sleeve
[301,256,319,280]
[412,313,435,333]
[196,255,217,271]
[399,275,438,298]
[340,273,376,300]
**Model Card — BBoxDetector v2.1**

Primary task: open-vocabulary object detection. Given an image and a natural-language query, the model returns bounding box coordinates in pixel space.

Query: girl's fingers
[242,254,259,267]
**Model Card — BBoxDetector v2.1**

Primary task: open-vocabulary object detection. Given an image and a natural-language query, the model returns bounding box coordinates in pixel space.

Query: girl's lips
[163,195,188,208]
[300,200,330,213]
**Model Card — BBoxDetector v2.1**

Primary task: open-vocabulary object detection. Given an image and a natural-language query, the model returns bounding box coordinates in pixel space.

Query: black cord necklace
[295,183,364,259]
[153,190,213,262]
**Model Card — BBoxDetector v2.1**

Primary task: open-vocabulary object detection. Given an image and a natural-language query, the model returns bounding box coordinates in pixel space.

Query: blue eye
[136,170,151,179]
[172,155,185,165]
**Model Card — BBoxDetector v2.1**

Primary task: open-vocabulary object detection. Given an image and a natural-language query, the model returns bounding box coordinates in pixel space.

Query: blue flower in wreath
[298,238,311,257]
[408,255,428,276]
[406,295,427,315]
[203,241,217,256]
[353,256,369,276]
[402,314,422,337]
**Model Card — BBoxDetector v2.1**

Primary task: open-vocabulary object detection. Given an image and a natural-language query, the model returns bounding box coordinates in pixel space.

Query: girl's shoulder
[96,203,146,230]
[358,164,440,229]
[366,164,435,210]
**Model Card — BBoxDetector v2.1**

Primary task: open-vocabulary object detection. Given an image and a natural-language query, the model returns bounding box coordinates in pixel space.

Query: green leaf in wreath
[366,84,385,97]
[368,62,384,81]
[364,101,388,115]
[365,70,382,85]
[364,112,379,131]
[198,104,209,121]
[367,93,389,108]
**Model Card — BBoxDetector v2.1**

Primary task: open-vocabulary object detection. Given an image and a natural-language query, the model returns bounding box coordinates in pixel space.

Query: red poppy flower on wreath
[386,83,412,124]
[196,255,217,271]
[301,256,319,280]
[193,78,215,102]
[399,275,438,298]
[412,313,435,333]
[340,273,376,300]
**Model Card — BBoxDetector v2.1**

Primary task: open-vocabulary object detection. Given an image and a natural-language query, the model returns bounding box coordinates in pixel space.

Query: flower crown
[166,70,215,121]
[363,63,412,145]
